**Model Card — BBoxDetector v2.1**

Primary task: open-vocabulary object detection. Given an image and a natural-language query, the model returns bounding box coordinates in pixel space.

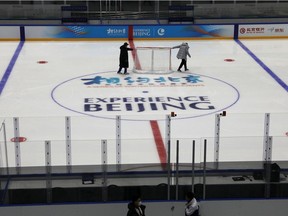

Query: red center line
[128,25,141,70]
[128,25,167,170]
[150,120,168,170]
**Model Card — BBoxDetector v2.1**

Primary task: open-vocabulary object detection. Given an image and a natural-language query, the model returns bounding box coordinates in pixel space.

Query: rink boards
[1,24,288,41]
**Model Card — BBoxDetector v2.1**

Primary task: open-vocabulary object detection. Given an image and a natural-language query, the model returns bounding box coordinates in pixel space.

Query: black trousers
[117,67,127,73]
[178,59,187,70]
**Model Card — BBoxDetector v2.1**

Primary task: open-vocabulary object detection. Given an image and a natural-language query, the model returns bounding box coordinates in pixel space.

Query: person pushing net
[172,42,191,72]
[117,42,133,75]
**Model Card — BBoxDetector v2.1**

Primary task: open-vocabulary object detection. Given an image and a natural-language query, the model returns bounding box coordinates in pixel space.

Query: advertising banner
[25,26,128,39]
[133,25,234,39]
[0,26,20,40]
[239,24,288,38]
[24,25,234,40]
[2,24,288,40]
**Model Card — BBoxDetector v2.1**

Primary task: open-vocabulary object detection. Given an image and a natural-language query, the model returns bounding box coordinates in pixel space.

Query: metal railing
[1,113,288,204]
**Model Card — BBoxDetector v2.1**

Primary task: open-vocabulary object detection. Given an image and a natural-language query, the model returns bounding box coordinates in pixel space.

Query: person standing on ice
[117,42,133,75]
[172,42,191,72]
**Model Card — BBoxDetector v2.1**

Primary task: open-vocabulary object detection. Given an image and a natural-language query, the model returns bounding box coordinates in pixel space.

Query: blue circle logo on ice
[51,71,240,121]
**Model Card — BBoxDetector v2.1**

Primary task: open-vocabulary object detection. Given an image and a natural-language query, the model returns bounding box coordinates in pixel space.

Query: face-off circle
[51,71,240,121]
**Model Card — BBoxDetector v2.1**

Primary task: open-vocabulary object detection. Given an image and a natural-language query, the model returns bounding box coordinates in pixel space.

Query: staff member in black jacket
[127,196,146,216]
[117,42,133,75]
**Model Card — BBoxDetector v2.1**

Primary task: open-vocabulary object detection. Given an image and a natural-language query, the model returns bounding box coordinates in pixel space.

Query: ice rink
[0,39,288,168]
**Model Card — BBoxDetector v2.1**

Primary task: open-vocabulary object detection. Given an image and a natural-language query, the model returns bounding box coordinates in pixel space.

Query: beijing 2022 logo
[51,71,240,120]
[157,28,165,36]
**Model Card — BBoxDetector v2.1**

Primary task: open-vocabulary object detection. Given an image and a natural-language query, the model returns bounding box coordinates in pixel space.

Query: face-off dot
[224,59,235,62]
[37,60,48,64]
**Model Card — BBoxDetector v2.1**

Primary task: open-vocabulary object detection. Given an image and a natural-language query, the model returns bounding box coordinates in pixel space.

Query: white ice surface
[0,42,18,80]
[240,39,288,85]
[0,40,287,167]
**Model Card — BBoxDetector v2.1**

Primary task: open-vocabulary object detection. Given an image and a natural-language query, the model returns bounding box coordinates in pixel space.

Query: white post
[116,115,121,171]
[165,114,171,153]
[166,114,171,200]
[203,139,207,200]
[167,139,171,200]
[264,136,273,198]
[175,140,179,200]
[214,114,220,169]
[263,113,270,161]
[2,122,9,174]
[191,140,195,192]
[13,117,21,173]
[45,140,52,203]
[65,116,72,173]
[45,141,51,168]
[102,139,108,201]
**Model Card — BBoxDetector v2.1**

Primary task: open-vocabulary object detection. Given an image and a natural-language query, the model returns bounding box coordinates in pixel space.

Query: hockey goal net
[133,46,173,74]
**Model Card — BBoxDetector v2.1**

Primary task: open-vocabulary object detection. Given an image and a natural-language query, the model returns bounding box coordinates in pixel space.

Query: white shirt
[185,198,199,216]
[136,207,144,216]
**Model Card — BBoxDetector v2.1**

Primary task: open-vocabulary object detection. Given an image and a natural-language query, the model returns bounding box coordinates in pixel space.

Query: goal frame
[133,46,173,74]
